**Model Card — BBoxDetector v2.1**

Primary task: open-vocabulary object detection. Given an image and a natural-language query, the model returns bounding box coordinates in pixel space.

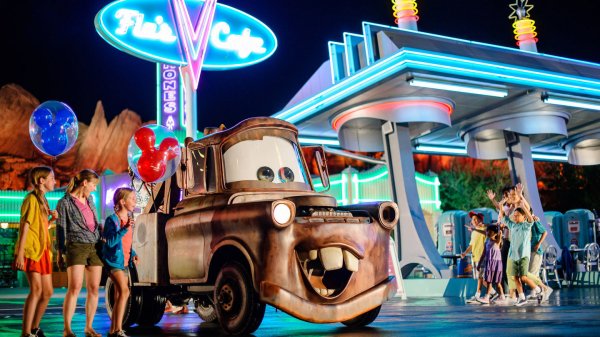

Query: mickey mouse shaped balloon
[127,124,181,183]
[29,101,79,157]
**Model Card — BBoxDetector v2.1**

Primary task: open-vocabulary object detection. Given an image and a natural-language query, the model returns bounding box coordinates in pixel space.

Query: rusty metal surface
[159,116,396,323]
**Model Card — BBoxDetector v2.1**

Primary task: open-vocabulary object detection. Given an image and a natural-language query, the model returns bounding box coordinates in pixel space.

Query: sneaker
[477,296,490,304]
[169,305,183,313]
[492,297,507,305]
[466,295,481,304]
[527,288,543,301]
[490,292,500,302]
[542,287,553,302]
[32,328,46,337]
[525,291,535,300]
[515,297,527,306]
[491,297,503,305]
[108,331,129,337]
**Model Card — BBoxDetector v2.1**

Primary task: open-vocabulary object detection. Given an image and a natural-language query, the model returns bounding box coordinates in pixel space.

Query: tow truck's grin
[295,247,360,299]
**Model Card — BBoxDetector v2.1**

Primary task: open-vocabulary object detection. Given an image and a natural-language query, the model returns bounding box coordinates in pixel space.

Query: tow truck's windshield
[223,136,310,190]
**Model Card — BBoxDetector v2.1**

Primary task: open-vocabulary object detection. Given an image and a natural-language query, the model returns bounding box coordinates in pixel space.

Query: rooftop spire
[508,0,538,52]
[391,0,419,31]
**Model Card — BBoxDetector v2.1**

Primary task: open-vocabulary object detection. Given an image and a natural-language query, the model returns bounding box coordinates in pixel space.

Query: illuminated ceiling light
[298,137,340,146]
[541,92,600,111]
[0,222,9,229]
[531,152,568,161]
[414,145,467,155]
[408,76,508,97]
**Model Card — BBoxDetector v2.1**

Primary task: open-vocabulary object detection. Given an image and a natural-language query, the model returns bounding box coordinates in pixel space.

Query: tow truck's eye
[278,167,295,183]
[257,166,274,182]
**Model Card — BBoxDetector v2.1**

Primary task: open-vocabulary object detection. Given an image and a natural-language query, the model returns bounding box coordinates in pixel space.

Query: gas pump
[563,209,594,249]
[544,211,564,249]
[436,210,468,255]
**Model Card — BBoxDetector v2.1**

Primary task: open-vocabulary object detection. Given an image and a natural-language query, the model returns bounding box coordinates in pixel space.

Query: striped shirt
[503,216,534,260]
[56,194,100,252]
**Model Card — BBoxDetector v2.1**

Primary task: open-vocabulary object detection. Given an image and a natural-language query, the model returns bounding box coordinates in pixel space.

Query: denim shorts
[110,267,129,275]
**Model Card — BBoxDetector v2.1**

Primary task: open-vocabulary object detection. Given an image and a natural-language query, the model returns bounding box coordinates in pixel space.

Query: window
[186,147,207,194]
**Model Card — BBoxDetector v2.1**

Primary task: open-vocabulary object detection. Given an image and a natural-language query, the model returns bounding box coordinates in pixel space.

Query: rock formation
[0,84,143,190]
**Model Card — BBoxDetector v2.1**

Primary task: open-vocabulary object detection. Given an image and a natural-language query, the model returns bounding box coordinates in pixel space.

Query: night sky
[2,0,600,130]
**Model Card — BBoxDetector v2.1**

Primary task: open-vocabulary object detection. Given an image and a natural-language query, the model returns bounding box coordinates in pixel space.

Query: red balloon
[134,127,156,150]
[131,127,181,183]
[159,137,179,160]
[137,151,166,183]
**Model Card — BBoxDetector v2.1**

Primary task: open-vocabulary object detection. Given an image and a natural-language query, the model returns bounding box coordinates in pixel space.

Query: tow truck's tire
[195,296,217,323]
[136,289,167,326]
[105,267,142,328]
[214,262,265,335]
[341,305,381,328]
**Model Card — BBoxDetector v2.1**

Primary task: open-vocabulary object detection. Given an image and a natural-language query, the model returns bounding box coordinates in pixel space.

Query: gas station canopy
[274,23,600,165]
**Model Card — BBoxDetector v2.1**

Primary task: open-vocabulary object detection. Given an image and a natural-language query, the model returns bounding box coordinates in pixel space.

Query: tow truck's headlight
[272,201,295,228]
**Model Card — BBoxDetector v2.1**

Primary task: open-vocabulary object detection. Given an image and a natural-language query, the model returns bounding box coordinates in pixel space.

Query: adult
[56,169,102,337]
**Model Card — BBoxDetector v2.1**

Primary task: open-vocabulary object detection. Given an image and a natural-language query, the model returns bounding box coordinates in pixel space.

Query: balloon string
[149,183,157,212]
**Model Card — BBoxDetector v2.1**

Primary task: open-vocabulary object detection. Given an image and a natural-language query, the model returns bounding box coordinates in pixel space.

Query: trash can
[544,211,564,249]
[563,209,594,249]
[436,210,469,255]
[456,255,473,278]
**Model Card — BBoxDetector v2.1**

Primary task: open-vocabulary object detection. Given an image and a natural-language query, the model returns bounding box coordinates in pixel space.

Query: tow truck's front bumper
[260,276,396,323]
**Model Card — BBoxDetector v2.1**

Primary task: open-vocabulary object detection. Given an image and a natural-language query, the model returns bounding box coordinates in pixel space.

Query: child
[498,198,542,306]
[461,212,491,303]
[477,225,505,304]
[14,166,57,337]
[102,187,139,337]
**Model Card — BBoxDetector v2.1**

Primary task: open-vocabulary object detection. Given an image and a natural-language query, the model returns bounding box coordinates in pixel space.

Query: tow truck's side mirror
[315,148,330,191]
[303,145,330,191]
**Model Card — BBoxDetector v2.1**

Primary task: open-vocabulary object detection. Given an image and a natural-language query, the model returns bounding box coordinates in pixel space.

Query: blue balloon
[29,101,78,157]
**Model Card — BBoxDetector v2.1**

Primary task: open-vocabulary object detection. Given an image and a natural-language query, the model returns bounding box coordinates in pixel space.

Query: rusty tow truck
[105,117,399,335]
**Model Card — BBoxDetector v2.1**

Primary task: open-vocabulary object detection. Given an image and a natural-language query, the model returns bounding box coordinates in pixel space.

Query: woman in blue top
[102,188,138,337]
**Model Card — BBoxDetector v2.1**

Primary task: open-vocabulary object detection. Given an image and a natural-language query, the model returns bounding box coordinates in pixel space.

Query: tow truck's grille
[311,211,353,217]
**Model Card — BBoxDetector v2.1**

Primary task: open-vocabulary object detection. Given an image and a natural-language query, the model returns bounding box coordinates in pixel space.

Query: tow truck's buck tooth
[319,247,343,271]
[343,250,359,272]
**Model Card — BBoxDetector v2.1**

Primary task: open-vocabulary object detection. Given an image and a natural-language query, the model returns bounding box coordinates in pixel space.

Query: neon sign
[95,0,277,70]
[157,63,184,130]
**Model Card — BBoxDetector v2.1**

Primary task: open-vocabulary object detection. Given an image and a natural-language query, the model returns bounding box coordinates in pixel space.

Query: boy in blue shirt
[498,199,543,306]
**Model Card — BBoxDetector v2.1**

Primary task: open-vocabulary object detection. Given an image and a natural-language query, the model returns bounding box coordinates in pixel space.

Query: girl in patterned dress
[477,224,506,304]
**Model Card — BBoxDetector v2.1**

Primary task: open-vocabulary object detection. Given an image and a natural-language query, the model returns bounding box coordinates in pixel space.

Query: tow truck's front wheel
[214,262,265,335]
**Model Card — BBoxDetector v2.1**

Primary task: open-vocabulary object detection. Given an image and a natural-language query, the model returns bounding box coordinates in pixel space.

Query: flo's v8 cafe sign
[94,0,277,70]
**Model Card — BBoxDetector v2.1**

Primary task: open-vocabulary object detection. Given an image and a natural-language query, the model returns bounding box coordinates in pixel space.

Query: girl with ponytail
[56,169,102,337]
[14,166,57,337]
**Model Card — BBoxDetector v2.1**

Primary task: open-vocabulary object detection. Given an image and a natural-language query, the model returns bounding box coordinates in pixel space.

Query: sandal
[84,331,102,337]
[31,327,46,337]
[63,331,77,337]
